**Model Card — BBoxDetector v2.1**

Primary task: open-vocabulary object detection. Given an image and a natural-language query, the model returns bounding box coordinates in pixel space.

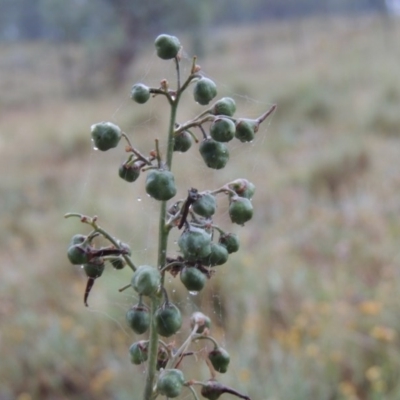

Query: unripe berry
[193,77,217,105]
[202,243,229,267]
[145,169,177,201]
[155,302,182,337]
[228,178,255,199]
[229,197,253,225]
[218,233,240,254]
[83,259,105,279]
[131,265,161,296]
[129,340,149,365]
[131,83,151,104]
[156,369,185,398]
[91,121,121,151]
[67,244,90,265]
[190,311,211,334]
[208,347,230,373]
[199,138,229,170]
[126,303,150,334]
[178,226,212,261]
[69,234,86,246]
[110,257,125,270]
[173,130,192,152]
[118,161,141,182]
[192,192,216,218]
[155,34,181,60]
[235,118,258,142]
[210,118,235,142]
[200,380,226,400]
[180,266,206,291]
[211,97,236,117]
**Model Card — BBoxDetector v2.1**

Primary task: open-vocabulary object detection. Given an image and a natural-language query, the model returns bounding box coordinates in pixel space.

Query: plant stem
[143,90,180,400]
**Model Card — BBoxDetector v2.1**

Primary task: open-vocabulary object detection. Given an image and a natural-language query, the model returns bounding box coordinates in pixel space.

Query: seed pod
[218,233,240,254]
[190,311,211,334]
[199,138,229,170]
[178,226,212,261]
[210,118,235,142]
[119,161,141,182]
[155,302,182,337]
[228,178,255,199]
[67,244,90,265]
[211,97,236,117]
[180,266,206,291]
[155,34,181,60]
[173,130,192,152]
[235,118,259,142]
[145,169,177,201]
[192,192,216,218]
[208,347,230,373]
[193,77,217,105]
[126,303,150,334]
[129,340,149,365]
[91,121,122,151]
[229,197,253,225]
[131,83,151,104]
[156,369,185,398]
[83,259,105,279]
[202,243,229,267]
[131,265,161,296]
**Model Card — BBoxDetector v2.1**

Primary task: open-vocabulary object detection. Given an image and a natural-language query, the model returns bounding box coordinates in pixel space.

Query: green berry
[155,302,182,337]
[131,265,161,296]
[211,97,236,117]
[192,192,216,218]
[228,178,255,199]
[208,347,230,373]
[129,340,148,365]
[145,169,177,201]
[110,257,125,270]
[156,369,185,398]
[218,233,239,253]
[229,197,253,225]
[155,34,181,60]
[178,226,212,261]
[131,83,150,104]
[67,244,90,265]
[235,118,258,142]
[199,138,229,170]
[126,304,150,334]
[83,259,105,279]
[190,311,211,334]
[90,121,121,151]
[210,118,235,142]
[193,77,217,105]
[119,161,141,183]
[202,243,229,267]
[180,266,206,291]
[69,234,86,246]
[173,130,192,152]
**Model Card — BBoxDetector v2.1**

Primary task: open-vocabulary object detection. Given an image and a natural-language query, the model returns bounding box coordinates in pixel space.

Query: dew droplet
[172,289,176,293]
[80,265,84,269]
[137,198,142,202]
[93,146,98,151]
[189,291,198,296]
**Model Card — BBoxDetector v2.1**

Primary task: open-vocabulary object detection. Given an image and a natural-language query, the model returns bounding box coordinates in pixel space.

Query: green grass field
[2,15,400,400]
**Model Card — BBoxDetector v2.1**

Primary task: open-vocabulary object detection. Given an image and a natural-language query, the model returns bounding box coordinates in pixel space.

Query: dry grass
[2,15,400,400]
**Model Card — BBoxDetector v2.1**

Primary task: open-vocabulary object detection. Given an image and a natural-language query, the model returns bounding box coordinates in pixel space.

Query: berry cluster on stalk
[65,34,275,400]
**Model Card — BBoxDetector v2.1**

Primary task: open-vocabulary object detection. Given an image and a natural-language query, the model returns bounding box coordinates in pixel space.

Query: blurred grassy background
[2,14,400,400]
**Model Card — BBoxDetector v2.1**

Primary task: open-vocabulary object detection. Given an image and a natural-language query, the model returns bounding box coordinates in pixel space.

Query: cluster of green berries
[66,33,273,400]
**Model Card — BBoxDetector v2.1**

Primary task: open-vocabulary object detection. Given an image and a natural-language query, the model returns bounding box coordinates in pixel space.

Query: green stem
[143,81,181,400]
